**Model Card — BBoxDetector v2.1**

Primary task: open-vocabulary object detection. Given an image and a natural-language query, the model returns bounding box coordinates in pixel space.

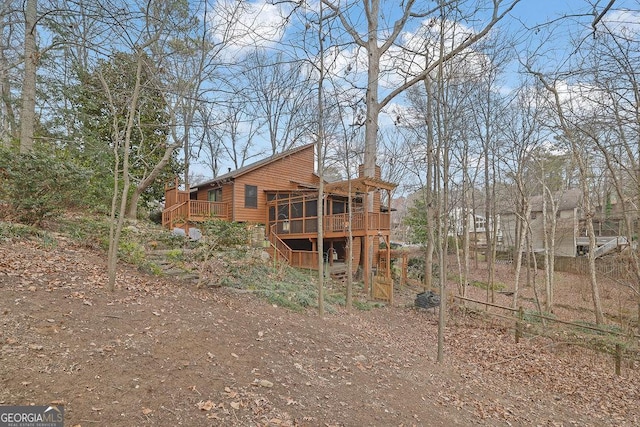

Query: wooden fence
[550,256,636,281]
[454,295,640,376]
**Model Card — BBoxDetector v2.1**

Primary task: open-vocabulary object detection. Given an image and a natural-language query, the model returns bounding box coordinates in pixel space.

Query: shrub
[0,147,90,225]
[199,219,250,249]
[118,240,145,265]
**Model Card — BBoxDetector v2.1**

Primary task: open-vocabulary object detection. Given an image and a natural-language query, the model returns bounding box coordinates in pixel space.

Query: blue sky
[190,0,640,182]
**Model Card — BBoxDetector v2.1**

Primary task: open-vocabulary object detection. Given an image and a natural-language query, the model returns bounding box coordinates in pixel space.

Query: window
[208,188,222,202]
[245,184,257,208]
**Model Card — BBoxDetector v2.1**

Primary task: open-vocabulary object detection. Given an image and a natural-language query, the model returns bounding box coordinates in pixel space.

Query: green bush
[0,222,41,239]
[118,240,145,265]
[199,219,250,249]
[0,147,91,225]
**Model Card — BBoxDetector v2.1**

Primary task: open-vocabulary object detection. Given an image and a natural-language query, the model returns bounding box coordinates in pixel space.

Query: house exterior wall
[196,145,318,224]
[555,209,578,257]
[522,209,579,257]
[499,212,517,250]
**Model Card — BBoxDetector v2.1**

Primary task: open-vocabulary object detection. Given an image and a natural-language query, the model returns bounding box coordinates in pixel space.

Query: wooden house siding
[197,145,317,224]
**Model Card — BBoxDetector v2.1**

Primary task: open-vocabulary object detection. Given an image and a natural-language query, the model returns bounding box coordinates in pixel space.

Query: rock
[258,250,271,262]
[256,379,273,388]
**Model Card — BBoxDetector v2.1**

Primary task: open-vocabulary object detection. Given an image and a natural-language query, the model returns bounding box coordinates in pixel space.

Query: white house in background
[450,207,502,246]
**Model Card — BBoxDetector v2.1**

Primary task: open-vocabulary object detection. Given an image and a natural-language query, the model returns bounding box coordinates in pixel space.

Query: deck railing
[269,224,292,264]
[162,200,229,228]
[268,224,319,270]
[325,212,390,232]
[289,250,319,270]
[189,200,229,220]
[271,212,390,236]
[162,201,188,228]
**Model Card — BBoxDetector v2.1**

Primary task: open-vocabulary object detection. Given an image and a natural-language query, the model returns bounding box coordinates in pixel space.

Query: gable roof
[530,188,582,212]
[192,143,315,190]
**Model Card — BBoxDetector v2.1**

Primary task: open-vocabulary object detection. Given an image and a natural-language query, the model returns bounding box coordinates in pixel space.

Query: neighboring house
[450,208,502,247]
[500,189,581,257]
[501,188,633,258]
[162,143,397,295]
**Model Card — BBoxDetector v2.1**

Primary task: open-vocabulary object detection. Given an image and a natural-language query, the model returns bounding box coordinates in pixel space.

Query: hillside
[0,228,638,426]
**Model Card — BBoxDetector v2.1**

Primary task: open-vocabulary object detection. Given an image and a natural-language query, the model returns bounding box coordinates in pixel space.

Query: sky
[190,0,640,183]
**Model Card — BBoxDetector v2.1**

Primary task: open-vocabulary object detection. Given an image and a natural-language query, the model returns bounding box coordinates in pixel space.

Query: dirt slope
[0,237,638,426]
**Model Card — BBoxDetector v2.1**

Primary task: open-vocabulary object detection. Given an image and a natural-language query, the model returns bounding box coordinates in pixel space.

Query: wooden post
[614,343,622,376]
[363,236,370,294]
[515,306,524,343]
[401,252,408,288]
[363,192,370,294]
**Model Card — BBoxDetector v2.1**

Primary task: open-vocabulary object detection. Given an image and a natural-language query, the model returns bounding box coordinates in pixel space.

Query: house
[499,189,581,257]
[450,207,502,248]
[162,143,397,297]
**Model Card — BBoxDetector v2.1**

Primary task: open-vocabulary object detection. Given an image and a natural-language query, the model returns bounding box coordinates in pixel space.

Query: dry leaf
[197,400,214,411]
[230,401,240,410]
[142,407,152,415]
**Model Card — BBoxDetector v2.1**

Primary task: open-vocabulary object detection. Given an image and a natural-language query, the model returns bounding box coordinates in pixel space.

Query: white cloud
[210,0,289,55]
[319,16,490,91]
[601,9,640,37]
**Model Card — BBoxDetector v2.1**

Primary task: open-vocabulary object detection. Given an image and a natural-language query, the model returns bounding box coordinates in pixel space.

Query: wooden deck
[269,212,391,239]
[163,200,390,240]
[162,200,230,228]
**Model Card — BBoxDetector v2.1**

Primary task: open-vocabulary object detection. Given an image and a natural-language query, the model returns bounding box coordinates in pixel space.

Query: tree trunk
[19,0,37,153]
[423,70,435,291]
[530,71,605,325]
[106,50,144,291]
[541,190,551,311]
[316,1,325,316]
[585,212,604,324]
[512,203,531,308]
[0,10,16,143]
[126,141,181,219]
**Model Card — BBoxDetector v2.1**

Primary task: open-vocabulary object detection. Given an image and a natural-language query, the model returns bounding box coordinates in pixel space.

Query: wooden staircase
[329,264,349,283]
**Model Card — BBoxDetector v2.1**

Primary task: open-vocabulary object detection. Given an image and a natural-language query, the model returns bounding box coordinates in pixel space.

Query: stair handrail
[162,200,188,228]
[593,236,628,258]
[269,224,292,264]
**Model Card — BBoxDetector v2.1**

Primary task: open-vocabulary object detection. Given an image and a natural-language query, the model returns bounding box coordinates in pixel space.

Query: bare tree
[18,0,36,153]
[529,68,605,324]
[243,51,314,155]
[0,0,19,144]
[103,46,149,291]
[501,82,545,308]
